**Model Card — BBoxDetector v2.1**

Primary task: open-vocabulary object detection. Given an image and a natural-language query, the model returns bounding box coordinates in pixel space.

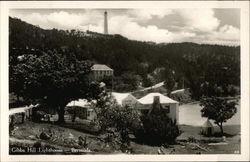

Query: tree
[163,68,176,94]
[200,97,237,135]
[121,72,142,90]
[200,82,224,97]
[10,51,104,123]
[143,74,155,87]
[93,94,141,149]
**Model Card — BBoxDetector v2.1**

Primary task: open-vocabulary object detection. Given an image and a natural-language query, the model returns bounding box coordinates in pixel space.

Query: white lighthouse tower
[104,11,108,34]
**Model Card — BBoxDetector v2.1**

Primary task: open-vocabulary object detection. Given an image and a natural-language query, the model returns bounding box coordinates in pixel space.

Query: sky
[10,8,240,46]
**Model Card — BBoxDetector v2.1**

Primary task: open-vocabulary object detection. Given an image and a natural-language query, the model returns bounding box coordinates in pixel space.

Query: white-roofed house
[66,99,96,121]
[111,92,139,108]
[137,93,179,124]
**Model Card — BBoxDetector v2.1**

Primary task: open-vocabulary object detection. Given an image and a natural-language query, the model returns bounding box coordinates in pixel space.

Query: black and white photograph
[0,1,249,161]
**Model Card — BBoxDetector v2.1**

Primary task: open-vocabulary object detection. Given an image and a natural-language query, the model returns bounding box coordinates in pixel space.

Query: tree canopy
[200,97,237,135]
[10,50,104,123]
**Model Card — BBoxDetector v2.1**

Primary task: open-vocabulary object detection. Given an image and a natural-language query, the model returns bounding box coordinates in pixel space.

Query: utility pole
[111,73,113,93]
[182,77,185,89]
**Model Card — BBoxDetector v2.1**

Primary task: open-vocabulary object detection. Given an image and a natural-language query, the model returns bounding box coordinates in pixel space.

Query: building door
[207,127,212,136]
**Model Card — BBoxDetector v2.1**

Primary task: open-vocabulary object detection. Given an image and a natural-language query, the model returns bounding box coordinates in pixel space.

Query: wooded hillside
[9,17,240,98]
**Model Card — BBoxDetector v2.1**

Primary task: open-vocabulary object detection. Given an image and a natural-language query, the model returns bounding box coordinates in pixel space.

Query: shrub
[170,89,192,103]
[94,95,141,151]
[134,114,180,145]
[134,99,180,145]
[187,136,197,143]
[97,104,141,141]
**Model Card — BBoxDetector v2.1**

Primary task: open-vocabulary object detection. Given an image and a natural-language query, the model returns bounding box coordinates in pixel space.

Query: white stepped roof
[111,92,136,105]
[138,93,178,104]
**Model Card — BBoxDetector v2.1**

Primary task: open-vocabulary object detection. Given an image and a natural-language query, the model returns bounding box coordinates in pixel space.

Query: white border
[1,1,249,161]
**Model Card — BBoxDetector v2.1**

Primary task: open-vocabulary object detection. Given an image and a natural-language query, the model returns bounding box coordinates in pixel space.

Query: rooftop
[111,92,134,105]
[67,99,90,107]
[92,64,113,71]
[138,92,178,104]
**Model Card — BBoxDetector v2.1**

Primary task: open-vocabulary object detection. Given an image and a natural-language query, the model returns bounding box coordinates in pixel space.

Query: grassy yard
[177,125,240,154]
[9,120,240,154]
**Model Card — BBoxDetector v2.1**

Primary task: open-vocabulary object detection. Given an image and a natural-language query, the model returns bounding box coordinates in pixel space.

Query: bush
[187,136,197,143]
[170,89,192,103]
[134,114,180,145]
[97,104,141,141]
[94,95,141,151]
[134,99,180,145]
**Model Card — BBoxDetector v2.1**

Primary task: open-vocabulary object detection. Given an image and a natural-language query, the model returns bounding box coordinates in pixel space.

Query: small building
[91,64,113,81]
[201,119,214,136]
[66,99,96,121]
[9,105,36,124]
[137,93,179,124]
[111,92,139,107]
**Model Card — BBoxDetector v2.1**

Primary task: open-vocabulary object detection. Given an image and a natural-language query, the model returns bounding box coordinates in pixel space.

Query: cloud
[10,9,239,46]
[217,25,240,40]
[108,15,197,43]
[183,24,240,46]
[46,11,85,28]
[128,9,173,21]
[16,13,49,28]
[203,25,240,45]
[177,9,220,33]
[110,17,171,42]
[10,10,103,30]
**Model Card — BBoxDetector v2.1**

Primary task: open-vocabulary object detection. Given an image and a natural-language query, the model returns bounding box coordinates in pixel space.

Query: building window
[164,106,170,113]
[87,111,90,117]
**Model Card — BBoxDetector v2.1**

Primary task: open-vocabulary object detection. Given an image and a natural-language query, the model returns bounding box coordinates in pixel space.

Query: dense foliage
[134,99,180,145]
[135,115,180,145]
[9,17,240,98]
[200,97,237,135]
[92,94,141,150]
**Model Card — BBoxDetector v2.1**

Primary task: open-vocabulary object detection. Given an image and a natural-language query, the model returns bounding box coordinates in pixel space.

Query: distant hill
[9,17,240,98]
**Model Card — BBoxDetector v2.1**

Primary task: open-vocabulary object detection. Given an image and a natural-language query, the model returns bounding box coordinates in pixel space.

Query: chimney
[104,11,108,34]
[153,96,160,104]
[147,96,161,115]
